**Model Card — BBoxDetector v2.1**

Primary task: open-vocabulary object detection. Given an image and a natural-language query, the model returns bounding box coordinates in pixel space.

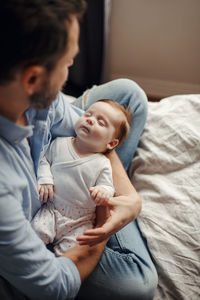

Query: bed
[129,94,200,300]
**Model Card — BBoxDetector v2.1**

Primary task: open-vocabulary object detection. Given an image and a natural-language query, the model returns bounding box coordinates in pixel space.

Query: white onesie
[32,137,114,256]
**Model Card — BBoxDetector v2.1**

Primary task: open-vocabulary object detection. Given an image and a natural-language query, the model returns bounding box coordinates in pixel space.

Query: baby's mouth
[81,125,90,133]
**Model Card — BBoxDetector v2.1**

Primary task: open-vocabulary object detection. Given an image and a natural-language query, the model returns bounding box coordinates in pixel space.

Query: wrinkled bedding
[129,95,200,300]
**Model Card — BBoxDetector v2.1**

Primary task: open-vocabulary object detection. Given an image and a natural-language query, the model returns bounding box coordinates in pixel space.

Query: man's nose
[86,118,94,125]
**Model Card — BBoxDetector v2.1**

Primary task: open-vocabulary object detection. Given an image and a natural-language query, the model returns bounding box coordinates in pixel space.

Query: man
[0,1,157,299]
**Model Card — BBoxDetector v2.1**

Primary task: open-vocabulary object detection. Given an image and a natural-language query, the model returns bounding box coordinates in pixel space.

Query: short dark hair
[0,0,86,85]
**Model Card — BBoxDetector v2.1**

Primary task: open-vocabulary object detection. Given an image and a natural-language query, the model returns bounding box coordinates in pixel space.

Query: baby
[32,99,131,255]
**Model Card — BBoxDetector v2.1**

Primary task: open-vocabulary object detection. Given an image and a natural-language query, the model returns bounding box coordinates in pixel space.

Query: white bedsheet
[129,95,200,300]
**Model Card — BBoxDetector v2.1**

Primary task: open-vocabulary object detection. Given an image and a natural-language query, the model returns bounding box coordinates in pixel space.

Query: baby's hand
[90,186,111,206]
[38,184,54,203]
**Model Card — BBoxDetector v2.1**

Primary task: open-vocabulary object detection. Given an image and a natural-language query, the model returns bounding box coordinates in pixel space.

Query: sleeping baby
[32,99,131,256]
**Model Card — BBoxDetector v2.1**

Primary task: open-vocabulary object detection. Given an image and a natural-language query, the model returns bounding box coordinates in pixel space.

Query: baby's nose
[86,118,93,125]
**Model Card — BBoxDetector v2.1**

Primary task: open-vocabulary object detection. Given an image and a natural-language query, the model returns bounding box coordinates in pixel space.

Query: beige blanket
[129,95,200,300]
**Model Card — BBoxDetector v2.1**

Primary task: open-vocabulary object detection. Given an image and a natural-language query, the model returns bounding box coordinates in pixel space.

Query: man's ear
[107,139,119,150]
[20,66,46,95]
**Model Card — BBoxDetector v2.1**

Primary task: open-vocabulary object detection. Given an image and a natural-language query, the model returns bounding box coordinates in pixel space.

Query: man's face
[29,16,79,109]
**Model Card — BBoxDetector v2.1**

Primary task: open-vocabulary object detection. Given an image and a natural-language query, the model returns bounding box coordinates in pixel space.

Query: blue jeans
[73,79,158,300]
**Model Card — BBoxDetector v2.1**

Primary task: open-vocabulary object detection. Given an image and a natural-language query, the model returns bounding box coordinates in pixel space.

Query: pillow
[129,95,200,300]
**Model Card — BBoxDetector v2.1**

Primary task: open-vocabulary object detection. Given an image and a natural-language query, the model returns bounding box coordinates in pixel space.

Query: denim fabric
[73,79,158,300]
[77,221,158,300]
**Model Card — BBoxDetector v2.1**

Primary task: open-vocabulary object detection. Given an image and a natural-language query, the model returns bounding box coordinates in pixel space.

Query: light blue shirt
[0,92,83,299]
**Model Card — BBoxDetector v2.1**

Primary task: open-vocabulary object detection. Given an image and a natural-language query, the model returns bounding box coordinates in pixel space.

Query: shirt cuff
[57,256,81,299]
[38,177,54,185]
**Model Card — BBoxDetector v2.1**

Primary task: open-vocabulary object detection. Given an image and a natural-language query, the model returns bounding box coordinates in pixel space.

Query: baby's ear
[107,139,119,150]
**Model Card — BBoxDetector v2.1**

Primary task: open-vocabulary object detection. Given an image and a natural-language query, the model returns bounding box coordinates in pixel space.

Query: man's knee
[106,268,158,300]
[121,269,158,300]
[109,78,148,114]
[76,265,158,300]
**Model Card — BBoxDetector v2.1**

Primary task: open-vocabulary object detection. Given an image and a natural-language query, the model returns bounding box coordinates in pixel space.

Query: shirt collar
[0,114,34,146]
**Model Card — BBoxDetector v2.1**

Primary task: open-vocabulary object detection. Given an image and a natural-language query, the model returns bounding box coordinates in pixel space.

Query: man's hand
[77,193,141,246]
[38,184,54,202]
[90,186,111,206]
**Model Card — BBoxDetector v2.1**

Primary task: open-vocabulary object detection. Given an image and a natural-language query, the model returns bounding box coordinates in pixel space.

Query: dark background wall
[63,0,105,97]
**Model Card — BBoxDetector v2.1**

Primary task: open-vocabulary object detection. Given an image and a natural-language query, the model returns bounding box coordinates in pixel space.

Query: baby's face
[75,101,123,152]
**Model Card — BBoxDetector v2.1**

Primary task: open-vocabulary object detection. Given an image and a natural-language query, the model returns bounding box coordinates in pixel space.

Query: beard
[29,78,59,110]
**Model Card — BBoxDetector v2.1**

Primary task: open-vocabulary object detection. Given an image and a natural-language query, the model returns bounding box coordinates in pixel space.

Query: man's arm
[108,150,141,205]
[0,186,108,299]
[77,150,141,245]
[63,238,107,282]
